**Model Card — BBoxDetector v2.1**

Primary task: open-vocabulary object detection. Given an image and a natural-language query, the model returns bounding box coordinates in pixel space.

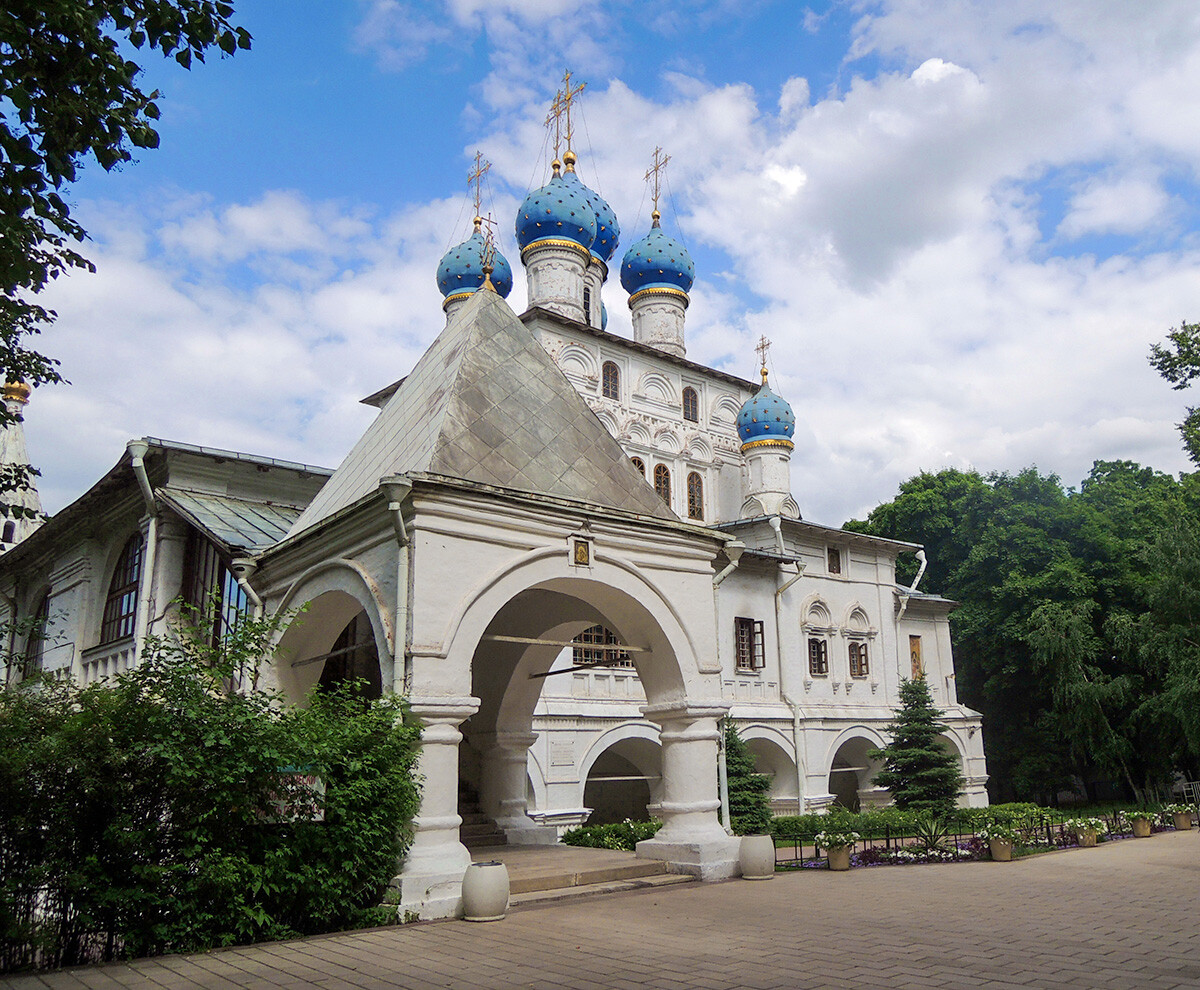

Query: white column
[395,697,478,919]
[523,240,589,323]
[479,730,558,845]
[635,701,739,879]
[629,288,688,358]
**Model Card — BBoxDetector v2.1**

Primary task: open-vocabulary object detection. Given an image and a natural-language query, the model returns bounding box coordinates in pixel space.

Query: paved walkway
[5,830,1198,990]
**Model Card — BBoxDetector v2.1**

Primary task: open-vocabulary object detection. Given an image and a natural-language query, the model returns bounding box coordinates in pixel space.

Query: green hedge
[0,618,421,971]
[561,819,663,851]
[770,803,1043,840]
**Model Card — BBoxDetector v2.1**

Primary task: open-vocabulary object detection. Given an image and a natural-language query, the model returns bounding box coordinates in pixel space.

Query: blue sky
[33,0,1200,524]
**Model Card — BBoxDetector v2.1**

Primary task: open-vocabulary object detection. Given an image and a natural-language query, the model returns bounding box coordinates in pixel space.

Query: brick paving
[4,829,1198,990]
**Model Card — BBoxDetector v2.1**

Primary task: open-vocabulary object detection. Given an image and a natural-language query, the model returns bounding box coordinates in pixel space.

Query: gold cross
[467,151,491,218]
[756,336,772,383]
[479,212,498,285]
[644,146,671,214]
[545,70,586,161]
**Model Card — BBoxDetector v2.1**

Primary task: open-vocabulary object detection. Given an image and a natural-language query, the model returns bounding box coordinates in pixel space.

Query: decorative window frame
[734,616,765,672]
[601,359,621,401]
[802,597,836,686]
[840,604,878,691]
[682,385,700,423]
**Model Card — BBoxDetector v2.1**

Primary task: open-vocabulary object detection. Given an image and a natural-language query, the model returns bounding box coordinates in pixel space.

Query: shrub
[561,819,662,851]
[870,676,964,816]
[724,723,772,835]
[0,612,421,971]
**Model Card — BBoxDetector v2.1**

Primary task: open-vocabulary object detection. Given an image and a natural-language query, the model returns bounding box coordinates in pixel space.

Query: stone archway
[581,735,662,825]
[742,731,798,813]
[827,735,886,813]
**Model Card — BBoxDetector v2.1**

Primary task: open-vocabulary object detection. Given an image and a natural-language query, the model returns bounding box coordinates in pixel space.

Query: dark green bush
[561,819,662,851]
[0,613,420,971]
[724,723,773,835]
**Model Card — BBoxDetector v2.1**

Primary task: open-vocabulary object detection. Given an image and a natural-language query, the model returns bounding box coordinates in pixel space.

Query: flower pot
[739,834,776,880]
[1131,817,1152,838]
[826,845,852,871]
[462,861,509,922]
[1075,829,1098,848]
[1172,811,1193,831]
[988,838,1013,862]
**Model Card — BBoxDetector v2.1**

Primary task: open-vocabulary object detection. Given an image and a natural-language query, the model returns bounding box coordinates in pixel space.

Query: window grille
[849,641,869,678]
[602,361,620,400]
[183,529,250,649]
[583,285,592,323]
[572,624,634,668]
[808,637,829,676]
[100,533,143,644]
[26,593,50,675]
[631,456,645,477]
[654,464,671,505]
[827,547,841,574]
[682,386,699,423]
[735,617,765,671]
[687,471,704,520]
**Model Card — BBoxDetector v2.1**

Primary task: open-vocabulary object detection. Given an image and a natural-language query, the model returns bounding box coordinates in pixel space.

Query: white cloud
[1058,173,1170,239]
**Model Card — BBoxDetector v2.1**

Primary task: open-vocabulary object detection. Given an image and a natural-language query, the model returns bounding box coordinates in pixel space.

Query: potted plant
[1126,809,1155,838]
[977,822,1017,862]
[814,828,860,871]
[1162,803,1194,831]
[1064,816,1107,847]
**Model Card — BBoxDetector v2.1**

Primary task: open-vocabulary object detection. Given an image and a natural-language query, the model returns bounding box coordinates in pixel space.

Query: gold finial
[3,382,30,404]
[644,146,671,217]
[479,213,497,290]
[545,70,586,164]
[468,151,491,219]
[755,336,771,384]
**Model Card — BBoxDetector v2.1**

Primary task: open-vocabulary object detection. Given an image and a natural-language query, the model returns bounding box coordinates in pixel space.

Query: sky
[26,0,1200,526]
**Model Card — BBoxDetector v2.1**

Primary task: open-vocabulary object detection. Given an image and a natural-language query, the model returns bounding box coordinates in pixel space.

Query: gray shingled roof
[159,488,307,552]
[288,288,676,537]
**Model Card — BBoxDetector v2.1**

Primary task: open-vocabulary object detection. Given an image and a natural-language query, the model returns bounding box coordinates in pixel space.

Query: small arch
[638,370,677,405]
[711,393,743,425]
[559,343,598,383]
[594,409,620,436]
[627,422,652,446]
[804,599,832,630]
[630,456,645,477]
[602,361,620,400]
[653,464,671,505]
[685,435,713,461]
[686,472,704,520]
[844,605,871,634]
[827,733,887,812]
[580,726,663,824]
[654,428,681,453]
[100,533,143,644]
[682,386,699,423]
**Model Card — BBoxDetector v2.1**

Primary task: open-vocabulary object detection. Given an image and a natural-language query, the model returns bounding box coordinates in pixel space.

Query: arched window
[630,456,645,477]
[100,533,143,644]
[1,520,14,544]
[602,361,620,400]
[687,471,704,519]
[26,592,50,676]
[682,386,699,423]
[183,529,250,648]
[654,464,671,505]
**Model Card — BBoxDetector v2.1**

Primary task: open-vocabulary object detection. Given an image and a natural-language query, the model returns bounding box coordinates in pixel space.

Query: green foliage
[1150,321,1200,463]
[723,722,773,835]
[870,677,964,816]
[0,1,250,515]
[0,611,420,971]
[561,819,662,851]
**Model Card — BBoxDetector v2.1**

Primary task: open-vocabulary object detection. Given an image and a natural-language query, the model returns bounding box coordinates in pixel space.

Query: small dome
[515,160,598,252]
[586,188,620,263]
[737,377,796,448]
[436,223,513,300]
[620,213,694,295]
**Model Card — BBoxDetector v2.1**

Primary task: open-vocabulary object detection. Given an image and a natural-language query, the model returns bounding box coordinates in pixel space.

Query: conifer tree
[870,676,964,816]
[724,722,773,835]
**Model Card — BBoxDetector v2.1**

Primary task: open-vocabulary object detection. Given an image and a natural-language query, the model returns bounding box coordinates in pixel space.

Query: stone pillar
[629,288,688,358]
[635,701,739,879]
[443,292,471,326]
[522,240,589,324]
[479,730,558,845]
[147,515,190,638]
[395,697,479,920]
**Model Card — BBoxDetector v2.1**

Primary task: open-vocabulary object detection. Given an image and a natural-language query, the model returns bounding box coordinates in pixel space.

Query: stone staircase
[459,785,507,850]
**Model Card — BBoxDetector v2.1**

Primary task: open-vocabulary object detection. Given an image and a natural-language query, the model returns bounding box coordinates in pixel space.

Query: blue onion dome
[515,156,598,253]
[559,151,619,263]
[436,219,513,300]
[600,300,608,331]
[737,372,796,451]
[620,211,694,297]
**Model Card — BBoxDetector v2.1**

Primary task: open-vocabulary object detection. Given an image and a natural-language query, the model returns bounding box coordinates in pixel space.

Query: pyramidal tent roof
[288,288,676,537]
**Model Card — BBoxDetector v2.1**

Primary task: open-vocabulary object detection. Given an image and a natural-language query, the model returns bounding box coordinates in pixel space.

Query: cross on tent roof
[644,146,671,215]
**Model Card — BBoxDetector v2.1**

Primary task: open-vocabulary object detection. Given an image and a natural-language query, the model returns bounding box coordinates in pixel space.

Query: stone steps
[510,872,695,908]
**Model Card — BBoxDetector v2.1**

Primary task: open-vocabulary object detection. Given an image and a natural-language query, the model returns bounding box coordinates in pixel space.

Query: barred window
[602,361,620,400]
[808,637,829,676]
[734,617,765,671]
[631,456,645,477]
[849,641,869,678]
[26,593,50,675]
[183,529,250,648]
[687,471,704,520]
[100,533,143,644]
[682,386,699,423]
[654,464,671,505]
[572,624,634,668]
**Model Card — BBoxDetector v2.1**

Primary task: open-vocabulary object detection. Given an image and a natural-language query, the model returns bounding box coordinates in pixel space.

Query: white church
[0,89,988,918]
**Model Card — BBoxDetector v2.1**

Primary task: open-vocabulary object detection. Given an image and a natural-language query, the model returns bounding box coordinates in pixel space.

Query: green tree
[870,676,964,817]
[0,1,251,516]
[1149,320,1200,463]
[723,722,772,835]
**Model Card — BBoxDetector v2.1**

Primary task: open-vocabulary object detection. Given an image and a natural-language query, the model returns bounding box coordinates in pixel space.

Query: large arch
[741,727,799,810]
[826,730,887,812]
[580,732,663,825]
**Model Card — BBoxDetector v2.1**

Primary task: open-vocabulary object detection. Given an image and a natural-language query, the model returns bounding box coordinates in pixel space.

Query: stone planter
[826,845,852,871]
[462,861,509,922]
[1075,829,1098,848]
[1172,811,1193,831]
[739,834,776,880]
[988,838,1013,862]
[1131,817,1152,838]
